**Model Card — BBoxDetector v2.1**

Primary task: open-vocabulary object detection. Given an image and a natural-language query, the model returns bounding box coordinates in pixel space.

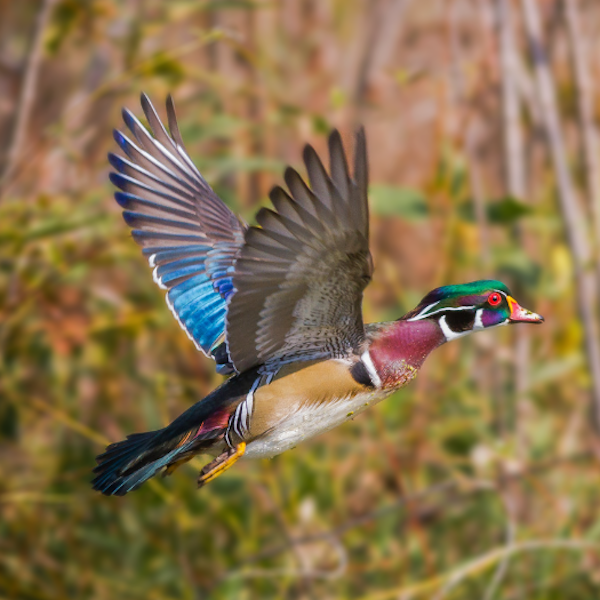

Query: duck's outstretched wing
[109,94,245,373]
[226,129,372,373]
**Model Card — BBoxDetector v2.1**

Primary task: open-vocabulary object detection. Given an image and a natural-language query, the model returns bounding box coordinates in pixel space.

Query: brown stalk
[496,0,526,199]
[563,0,600,290]
[448,0,490,266]
[0,0,57,197]
[520,0,600,431]
[354,0,413,106]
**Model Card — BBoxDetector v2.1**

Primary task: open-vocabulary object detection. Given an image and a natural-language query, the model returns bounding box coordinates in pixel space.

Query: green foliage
[370,185,429,220]
[487,196,533,225]
[138,51,187,86]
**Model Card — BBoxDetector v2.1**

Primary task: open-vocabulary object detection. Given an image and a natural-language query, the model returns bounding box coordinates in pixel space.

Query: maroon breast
[369,320,446,387]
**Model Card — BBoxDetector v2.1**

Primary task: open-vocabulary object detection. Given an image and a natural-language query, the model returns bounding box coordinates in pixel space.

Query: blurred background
[2,0,600,598]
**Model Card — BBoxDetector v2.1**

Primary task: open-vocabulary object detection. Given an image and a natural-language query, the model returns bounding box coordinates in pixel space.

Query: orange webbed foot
[197,442,246,488]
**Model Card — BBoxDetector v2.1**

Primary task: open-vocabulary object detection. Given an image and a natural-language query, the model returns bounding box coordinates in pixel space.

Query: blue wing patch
[166,274,228,356]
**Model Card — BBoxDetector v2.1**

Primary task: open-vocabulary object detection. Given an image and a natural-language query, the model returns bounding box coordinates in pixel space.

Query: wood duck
[92,95,544,496]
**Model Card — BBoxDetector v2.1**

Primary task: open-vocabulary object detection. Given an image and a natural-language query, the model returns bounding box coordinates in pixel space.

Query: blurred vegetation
[1,1,600,599]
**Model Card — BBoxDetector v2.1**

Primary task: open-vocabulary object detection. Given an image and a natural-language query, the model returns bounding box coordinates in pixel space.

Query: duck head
[401,279,544,341]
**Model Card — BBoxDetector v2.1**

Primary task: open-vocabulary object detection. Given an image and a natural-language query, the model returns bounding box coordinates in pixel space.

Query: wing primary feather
[165,95,213,188]
[253,209,303,249]
[114,192,198,222]
[267,187,305,227]
[112,130,201,199]
[328,129,350,202]
[283,168,319,219]
[131,231,207,246]
[243,229,300,260]
[353,126,369,239]
[122,211,200,233]
[140,93,178,154]
[166,95,185,148]
[261,203,317,248]
[284,166,337,231]
[303,143,336,212]
[109,172,198,212]
[269,185,325,241]
[108,153,198,206]
[121,108,200,190]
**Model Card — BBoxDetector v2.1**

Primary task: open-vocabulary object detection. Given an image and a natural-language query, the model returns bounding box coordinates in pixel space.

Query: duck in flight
[92,95,544,496]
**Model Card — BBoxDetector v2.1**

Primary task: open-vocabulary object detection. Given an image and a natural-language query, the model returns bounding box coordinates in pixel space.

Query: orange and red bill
[507,296,544,324]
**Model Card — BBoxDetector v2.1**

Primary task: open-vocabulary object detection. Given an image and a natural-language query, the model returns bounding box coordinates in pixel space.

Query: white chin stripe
[474,308,484,330]
[360,350,382,388]
[439,315,471,341]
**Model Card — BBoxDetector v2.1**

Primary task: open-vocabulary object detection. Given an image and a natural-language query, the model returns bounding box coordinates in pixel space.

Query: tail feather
[91,423,229,496]
[91,372,246,496]
[92,430,178,496]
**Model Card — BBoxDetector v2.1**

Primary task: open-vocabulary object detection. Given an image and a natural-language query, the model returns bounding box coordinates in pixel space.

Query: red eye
[488,292,502,306]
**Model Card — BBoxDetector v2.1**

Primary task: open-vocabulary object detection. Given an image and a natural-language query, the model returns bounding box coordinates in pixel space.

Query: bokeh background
[2,0,600,598]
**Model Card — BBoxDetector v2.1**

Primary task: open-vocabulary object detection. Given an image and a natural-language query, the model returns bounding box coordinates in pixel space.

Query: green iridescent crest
[422,280,510,304]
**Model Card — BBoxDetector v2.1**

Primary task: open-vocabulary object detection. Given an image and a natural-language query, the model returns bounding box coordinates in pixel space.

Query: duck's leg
[197,441,246,488]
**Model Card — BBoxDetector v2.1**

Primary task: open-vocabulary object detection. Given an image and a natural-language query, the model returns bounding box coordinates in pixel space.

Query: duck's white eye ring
[488,292,502,306]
